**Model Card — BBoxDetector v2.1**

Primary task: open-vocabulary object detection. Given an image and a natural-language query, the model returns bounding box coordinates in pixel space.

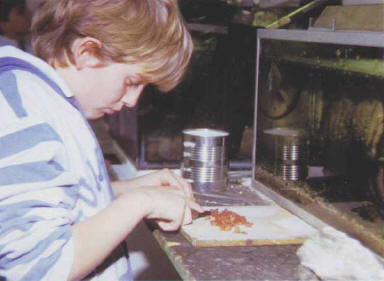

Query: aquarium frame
[251,28,384,256]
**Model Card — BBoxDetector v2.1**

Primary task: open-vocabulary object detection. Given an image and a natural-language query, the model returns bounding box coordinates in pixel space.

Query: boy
[0,1,202,280]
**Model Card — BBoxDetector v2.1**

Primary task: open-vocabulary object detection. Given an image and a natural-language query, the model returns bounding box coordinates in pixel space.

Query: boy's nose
[121,85,144,107]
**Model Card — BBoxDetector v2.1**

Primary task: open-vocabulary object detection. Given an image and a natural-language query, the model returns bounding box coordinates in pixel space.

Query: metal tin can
[181,128,229,192]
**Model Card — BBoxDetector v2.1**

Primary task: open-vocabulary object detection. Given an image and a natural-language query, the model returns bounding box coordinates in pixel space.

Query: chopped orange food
[209,209,253,232]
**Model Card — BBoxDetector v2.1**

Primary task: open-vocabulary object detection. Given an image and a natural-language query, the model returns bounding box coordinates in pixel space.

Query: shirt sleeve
[0,71,79,280]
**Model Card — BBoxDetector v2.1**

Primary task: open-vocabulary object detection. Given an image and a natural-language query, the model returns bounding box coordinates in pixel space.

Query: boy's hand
[113,169,194,200]
[141,169,194,199]
[132,185,203,231]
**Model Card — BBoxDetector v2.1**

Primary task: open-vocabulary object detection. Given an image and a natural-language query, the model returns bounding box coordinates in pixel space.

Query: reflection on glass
[255,38,384,254]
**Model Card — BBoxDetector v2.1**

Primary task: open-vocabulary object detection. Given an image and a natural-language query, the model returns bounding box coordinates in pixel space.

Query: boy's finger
[162,169,194,200]
[182,207,192,225]
[186,199,204,213]
[175,174,194,199]
[169,172,194,199]
[157,220,180,232]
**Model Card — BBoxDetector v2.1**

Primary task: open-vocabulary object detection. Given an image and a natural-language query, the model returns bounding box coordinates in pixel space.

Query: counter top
[152,229,302,281]
[147,174,320,281]
[91,119,320,280]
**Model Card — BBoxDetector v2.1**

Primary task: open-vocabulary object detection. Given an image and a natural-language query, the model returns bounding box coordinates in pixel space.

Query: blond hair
[31,0,193,91]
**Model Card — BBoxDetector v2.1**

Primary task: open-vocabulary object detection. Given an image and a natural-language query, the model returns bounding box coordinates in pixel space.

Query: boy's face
[72,62,146,120]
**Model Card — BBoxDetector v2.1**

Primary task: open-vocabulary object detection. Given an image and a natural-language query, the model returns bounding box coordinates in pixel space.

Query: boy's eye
[126,83,140,88]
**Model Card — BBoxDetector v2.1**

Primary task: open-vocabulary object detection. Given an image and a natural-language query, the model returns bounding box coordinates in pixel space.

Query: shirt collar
[0,45,74,98]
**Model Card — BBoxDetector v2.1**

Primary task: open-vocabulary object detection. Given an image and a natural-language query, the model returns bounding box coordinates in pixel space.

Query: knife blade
[193,191,253,205]
[192,210,212,220]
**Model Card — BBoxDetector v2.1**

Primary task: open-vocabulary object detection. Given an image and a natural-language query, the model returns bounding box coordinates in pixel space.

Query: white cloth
[297,226,384,281]
[0,46,132,280]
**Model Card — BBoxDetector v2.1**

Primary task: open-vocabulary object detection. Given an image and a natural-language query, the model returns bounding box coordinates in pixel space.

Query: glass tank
[253,29,384,255]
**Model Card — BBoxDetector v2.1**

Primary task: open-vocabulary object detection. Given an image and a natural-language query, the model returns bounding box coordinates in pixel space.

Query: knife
[192,210,212,220]
[193,192,253,205]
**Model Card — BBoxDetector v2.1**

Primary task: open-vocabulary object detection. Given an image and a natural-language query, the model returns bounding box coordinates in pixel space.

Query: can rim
[182,128,229,137]
[264,127,307,137]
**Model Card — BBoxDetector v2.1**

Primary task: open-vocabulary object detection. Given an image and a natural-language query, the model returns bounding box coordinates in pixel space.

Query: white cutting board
[181,205,318,247]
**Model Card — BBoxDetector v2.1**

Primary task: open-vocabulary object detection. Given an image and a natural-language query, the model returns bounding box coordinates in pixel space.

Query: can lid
[183,128,229,137]
[264,127,306,137]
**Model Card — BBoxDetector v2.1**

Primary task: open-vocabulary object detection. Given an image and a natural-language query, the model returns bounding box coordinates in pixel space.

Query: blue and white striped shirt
[0,46,132,281]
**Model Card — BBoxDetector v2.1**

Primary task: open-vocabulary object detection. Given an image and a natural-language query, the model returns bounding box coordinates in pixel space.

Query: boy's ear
[71,37,103,70]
